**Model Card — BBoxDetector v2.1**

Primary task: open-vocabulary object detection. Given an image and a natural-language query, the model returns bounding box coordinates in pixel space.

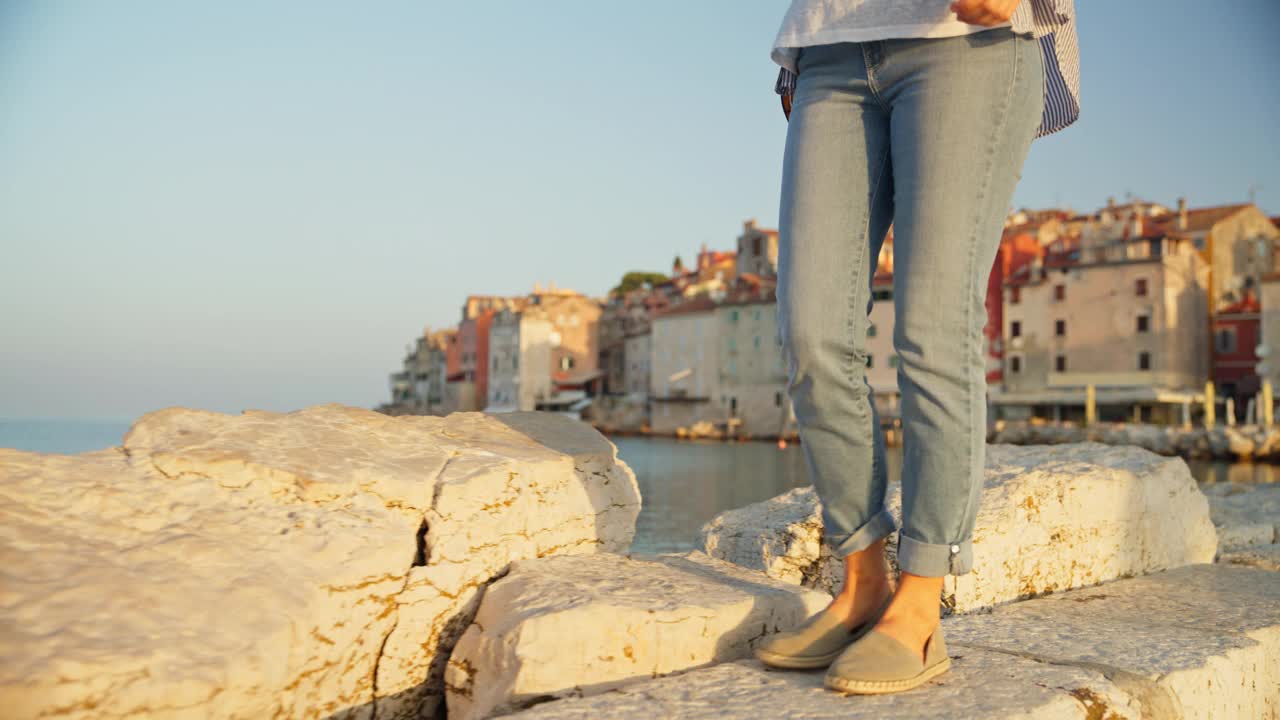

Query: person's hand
[949,0,1021,26]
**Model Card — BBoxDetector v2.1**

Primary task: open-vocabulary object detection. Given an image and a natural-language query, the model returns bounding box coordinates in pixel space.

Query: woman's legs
[873,28,1045,655]
[779,28,1044,660]
[776,41,896,625]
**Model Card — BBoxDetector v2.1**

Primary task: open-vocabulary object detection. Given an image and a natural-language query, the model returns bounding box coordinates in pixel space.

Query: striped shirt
[773,0,1080,138]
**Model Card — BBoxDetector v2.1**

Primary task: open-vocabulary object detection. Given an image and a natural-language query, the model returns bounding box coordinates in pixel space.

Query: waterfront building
[447,295,526,412]
[1144,201,1279,312]
[736,219,779,279]
[486,306,554,412]
[1261,274,1280,400]
[996,229,1210,423]
[649,295,722,435]
[1212,291,1261,421]
[717,278,789,438]
[864,275,901,424]
[386,329,451,415]
[624,331,651,396]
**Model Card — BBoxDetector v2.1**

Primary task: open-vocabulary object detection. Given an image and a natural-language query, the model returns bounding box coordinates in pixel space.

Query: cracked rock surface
[945,564,1280,720]
[501,649,1142,719]
[0,404,639,720]
[506,564,1279,720]
[1203,482,1280,552]
[445,551,830,720]
[702,443,1217,613]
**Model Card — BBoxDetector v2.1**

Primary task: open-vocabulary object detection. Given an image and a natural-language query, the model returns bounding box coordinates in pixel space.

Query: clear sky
[2,1,1278,420]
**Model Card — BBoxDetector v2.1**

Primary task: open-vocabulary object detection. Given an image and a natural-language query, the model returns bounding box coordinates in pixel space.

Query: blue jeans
[776,28,1043,577]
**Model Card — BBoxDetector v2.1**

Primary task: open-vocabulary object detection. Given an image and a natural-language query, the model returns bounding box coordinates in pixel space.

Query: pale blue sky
[2,1,1278,419]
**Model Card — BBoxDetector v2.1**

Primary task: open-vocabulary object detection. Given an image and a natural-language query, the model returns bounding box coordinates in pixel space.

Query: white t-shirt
[772,0,1012,72]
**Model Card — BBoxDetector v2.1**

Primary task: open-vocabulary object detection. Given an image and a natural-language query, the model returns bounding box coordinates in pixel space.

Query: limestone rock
[444,551,829,720]
[702,443,1217,613]
[945,564,1280,720]
[1218,543,1280,571]
[1203,482,1280,552]
[0,404,640,720]
[502,651,1141,719]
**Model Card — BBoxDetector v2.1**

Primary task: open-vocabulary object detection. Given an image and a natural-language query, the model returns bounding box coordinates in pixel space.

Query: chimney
[744,218,756,231]
[1107,196,1115,210]
[1177,197,1188,231]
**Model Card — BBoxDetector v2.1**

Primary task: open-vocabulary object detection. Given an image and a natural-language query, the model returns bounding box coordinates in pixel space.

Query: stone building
[1260,273,1280,398]
[717,279,789,439]
[1146,201,1279,311]
[597,287,668,397]
[864,276,901,423]
[1212,292,1261,421]
[997,231,1209,423]
[736,219,779,279]
[485,306,554,412]
[527,284,604,398]
[447,295,526,412]
[623,332,651,396]
[649,295,722,435]
[386,329,451,415]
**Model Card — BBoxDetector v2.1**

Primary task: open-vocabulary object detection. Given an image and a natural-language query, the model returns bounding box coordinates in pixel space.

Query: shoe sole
[824,657,952,695]
[754,646,846,670]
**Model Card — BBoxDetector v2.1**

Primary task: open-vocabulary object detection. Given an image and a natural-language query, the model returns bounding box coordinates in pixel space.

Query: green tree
[611,271,668,295]
[673,255,685,273]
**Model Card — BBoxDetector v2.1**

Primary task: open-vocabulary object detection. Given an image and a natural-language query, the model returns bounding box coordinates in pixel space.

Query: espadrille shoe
[754,601,888,670]
[824,625,951,694]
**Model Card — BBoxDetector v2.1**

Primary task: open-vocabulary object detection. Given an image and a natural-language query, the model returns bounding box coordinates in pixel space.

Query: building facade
[998,233,1209,422]
[486,306,554,412]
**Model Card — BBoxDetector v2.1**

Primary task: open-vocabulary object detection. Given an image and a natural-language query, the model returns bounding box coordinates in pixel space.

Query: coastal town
[382,198,1280,441]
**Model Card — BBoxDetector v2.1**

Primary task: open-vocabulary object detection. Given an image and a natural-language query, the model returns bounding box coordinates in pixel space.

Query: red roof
[1219,292,1260,315]
[652,294,719,318]
[1146,203,1251,235]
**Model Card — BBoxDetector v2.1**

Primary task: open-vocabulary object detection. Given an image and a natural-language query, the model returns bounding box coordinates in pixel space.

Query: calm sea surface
[3,421,1274,554]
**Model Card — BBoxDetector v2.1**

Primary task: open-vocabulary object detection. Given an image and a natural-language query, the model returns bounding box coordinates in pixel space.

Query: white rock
[1204,482,1280,552]
[444,551,829,720]
[1218,543,1280,571]
[502,651,1141,720]
[702,443,1217,613]
[945,564,1280,720]
[0,405,639,720]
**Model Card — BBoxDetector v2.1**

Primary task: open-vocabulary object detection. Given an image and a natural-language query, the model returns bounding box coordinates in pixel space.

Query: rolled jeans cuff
[896,533,974,577]
[828,509,897,558]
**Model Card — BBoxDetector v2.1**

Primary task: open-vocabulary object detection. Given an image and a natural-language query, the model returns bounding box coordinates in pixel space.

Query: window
[754,335,761,349]
[1135,278,1148,296]
[729,359,737,375]
[753,236,762,256]
[1010,286,1021,305]
[730,310,740,322]
[1215,328,1238,354]
[1137,352,1151,370]
[560,355,575,371]
[1055,354,1067,372]
[866,355,874,368]
[1136,315,1149,333]
[775,391,783,407]
[730,396,738,413]
[1055,319,1066,337]
[754,308,761,321]
[1054,285,1065,301]
[1010,356,1022,373]
[868,324,877,337]
[728,337,737,351]
[888,355,900,368]
[1011,321,1022,338]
